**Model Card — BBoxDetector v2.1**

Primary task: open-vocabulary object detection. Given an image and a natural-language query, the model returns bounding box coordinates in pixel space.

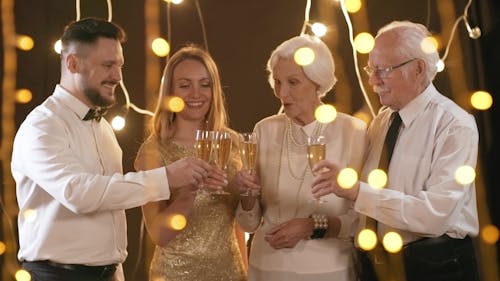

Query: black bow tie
[83,107,107,121]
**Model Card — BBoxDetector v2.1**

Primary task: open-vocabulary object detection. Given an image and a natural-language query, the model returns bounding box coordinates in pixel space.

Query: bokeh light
[314,104,337,123]
[337,167,358,189]
[163,96,185,113]
[420,36,439,54]
[163,0,183,4]
[382,232,403,253]
[345,0,362,13]
[367,169,388,189]
[111,116,126,131]
[481,224,499,244]
[294,47,315,66]
[470,90,493,110]
[15,269,31,281]
[151,37,170,57]
[16,88,33,104]
[23,209,37,223]
[353,111,371,125]
[169,214,187,230]
[0,241,6,255]
[311,22,327,37]
[357,229,377,251]
[54,39,62,54]
[454,165,476,185]
[16,35,34,51]
[436,60,445,72]
[354,32,374,54]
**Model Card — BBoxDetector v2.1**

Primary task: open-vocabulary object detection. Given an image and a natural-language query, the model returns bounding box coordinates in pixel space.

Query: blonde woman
[135,45,247,281]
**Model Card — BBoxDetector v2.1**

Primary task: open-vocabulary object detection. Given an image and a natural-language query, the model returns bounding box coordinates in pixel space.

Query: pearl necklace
[285,118,323,180]
[274,118,324,223]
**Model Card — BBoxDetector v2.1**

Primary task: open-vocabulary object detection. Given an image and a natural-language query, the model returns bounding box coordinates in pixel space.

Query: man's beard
[84,86,114,108]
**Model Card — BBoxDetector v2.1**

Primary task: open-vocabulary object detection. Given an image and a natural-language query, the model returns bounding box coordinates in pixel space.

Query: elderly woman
[235,35,367,281]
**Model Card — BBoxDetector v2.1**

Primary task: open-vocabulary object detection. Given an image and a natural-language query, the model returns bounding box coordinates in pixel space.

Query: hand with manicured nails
[166,157,227,192]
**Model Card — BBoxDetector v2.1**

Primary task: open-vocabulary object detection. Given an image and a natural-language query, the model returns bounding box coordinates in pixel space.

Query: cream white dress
[236,113,367,281]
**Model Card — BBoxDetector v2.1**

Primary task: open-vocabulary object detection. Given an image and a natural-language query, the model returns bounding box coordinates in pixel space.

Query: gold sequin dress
[142,137,247,281]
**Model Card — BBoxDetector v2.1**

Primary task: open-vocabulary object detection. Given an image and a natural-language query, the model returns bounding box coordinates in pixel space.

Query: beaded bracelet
[310,214,328,239]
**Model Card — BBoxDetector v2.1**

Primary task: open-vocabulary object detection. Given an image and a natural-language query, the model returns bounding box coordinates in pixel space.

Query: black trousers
[22,260,117,281]
[357,235,480,281]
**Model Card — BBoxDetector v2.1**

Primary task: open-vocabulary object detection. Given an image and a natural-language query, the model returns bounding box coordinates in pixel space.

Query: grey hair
[266,35,337,98]
[377,21,440,81]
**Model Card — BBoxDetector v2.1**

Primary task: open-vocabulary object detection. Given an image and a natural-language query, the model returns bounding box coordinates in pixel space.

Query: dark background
[1,0,499,280]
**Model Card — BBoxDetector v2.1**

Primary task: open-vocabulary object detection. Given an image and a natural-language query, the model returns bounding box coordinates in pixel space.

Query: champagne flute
[195,129,212,161]
[210,130,232,195]
[239,132,258,196]
[194,129,213,194]
[307,135,326,203]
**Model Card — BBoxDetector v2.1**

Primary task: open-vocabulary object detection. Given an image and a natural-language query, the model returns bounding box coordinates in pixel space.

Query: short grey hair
[266,35,337,98]
[377,21,440,81]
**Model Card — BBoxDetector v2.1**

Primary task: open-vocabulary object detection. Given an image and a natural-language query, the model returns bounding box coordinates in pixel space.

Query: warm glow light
[164,0,183,4]
[15,269,31,281]
[367,169,387,189]
[54,39,62,54]
[23,209,37,223]
[164,96,185,113]
[151,37,170,57]
[314,104,337,123]
[169,214,187,230]
[16,89,33,104]
[16,35,34,51]
[294,47,315,66]
[353,111,371,125]
[420,36,439,54]
[357,229,377,251]
[337,168,358,189]
[382,232,403,253]
[481,224,499,244]
[436,60,445,72]
[345,0,362,13]
[111,116,126,131]
[311,22,327,37]
[454,165,476,185]
[470,90,493,110]
[354,32,374,54]
[0,241,6,255]
[152,278,167,281]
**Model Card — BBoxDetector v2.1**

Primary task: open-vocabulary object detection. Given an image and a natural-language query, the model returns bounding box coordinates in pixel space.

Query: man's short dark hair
[61,17,126,47]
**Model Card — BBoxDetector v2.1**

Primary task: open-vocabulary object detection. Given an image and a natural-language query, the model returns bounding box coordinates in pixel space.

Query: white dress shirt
[355,83,479,244]
[11,85,170,273]
[237,113,367,281]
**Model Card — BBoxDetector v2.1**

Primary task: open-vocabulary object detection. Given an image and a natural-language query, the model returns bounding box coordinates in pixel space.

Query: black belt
[24,260,117,278]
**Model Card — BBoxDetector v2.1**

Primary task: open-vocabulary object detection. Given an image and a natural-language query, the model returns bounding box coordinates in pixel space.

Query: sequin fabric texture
[147,139,247,281]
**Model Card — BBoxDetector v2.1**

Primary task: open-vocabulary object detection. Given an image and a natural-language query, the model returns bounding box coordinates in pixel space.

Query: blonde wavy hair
[149,45,231,139]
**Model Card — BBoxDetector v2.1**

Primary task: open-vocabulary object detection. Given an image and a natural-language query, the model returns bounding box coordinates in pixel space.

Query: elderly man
[312,21,480,281]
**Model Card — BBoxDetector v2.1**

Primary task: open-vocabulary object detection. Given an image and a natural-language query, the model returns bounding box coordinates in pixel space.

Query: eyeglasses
[363,58,418,78]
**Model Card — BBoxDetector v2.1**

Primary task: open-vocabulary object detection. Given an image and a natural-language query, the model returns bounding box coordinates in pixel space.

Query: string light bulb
[54,39,62,54]
[112,106,128,131]
[464,17,481,39]
[311,22,327,37]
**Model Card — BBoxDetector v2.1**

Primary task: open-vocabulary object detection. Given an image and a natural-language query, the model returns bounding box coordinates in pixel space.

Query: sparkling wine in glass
[213,131,232,170]
[195,129,211,162]
[239,132,258,196]
[209,131,231,195]
[307,135,326,203]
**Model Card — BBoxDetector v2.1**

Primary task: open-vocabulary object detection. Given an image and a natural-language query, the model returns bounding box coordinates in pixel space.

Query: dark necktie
[83,107,107,122]
[366,112,402,230]
[363,112,405,281]
[381,112,402,170]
